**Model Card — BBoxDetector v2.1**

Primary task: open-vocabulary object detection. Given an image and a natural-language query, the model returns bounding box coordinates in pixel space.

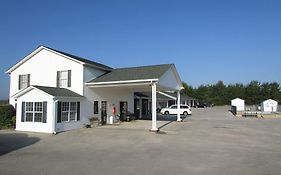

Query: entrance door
[142,99,148,116]
[101,101,107,125]
[120,101,128,121]
[134,99,140,119]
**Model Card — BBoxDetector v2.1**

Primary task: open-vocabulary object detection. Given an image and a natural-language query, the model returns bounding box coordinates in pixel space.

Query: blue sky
[1,0,281,99]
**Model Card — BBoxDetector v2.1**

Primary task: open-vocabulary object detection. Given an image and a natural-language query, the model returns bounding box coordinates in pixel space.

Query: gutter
[85,78,159,86]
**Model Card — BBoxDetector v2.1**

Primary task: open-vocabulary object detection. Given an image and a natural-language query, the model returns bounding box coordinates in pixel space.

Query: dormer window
[57,70,71,88]
[18,74,30,90]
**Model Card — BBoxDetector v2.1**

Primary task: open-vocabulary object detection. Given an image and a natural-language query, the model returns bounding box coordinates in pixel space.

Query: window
[61,102,77,122]
[61,102,69,122]
[34,102,43,122]
[23,102,46,123]
[94,101,99,114]
[19,74,30,90]
[25,102,34,122]
[57,70,71,88]
[69,102,77,121]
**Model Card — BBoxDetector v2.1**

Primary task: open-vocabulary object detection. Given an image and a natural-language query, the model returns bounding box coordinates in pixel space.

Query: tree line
[182,81,281,105]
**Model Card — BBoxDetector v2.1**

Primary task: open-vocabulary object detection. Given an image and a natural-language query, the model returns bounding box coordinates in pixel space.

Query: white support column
[177,91,181,122]
[150,82,158,131]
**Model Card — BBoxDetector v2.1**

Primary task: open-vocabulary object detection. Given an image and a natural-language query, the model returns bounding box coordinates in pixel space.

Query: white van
[160,105,192,116]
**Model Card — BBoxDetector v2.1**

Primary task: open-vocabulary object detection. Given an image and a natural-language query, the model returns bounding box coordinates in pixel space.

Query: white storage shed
[261,99,278,112]
[231,98,245,111]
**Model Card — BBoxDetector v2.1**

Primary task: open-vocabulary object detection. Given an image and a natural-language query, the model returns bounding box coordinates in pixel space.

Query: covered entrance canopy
[85,64,183,131]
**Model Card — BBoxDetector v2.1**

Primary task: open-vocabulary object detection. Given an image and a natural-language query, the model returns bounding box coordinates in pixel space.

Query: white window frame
[58,70,68,88]
[25,102,43,123]
[61,102,77,122]
[19,74,29,89]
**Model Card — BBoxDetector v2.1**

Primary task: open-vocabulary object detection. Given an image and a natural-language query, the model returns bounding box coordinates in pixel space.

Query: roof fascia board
[13,86,54,99]
[44,47,85,65]
[5,46,85,74]
[86,82,153,88]
[54,96,85,101]
[6,46,45,74]
[86,78,159,86]
[158,65,183,90]
[84,63,112,71]
[170,65,183,89]
[44,48,112,71]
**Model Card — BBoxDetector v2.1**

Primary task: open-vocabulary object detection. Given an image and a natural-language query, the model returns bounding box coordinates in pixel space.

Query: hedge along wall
[0,104,16,129]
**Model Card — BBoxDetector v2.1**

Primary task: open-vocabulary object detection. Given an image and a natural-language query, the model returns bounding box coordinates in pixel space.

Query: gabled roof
[45,47,112,70]
[6,46,112,74]
[32,86,83,98]
[13,85,83,99]
[87,64,173,84]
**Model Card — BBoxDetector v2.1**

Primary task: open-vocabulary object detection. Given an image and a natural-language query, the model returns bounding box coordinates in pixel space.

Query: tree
[245,81,261,105]
[182,82,194,97]
[210,81,227,105]
[227,83,245,101]
[182,81,281,106]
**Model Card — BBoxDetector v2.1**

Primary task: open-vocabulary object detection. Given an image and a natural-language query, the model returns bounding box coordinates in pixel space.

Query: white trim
[13,86,84,100]
[168,65,184,90]
[5,46,111,74]
[6,46,44,74]
[86,82,153,88]
[13,86,54,99]
[85,79,158,86]
[5,46,83,74]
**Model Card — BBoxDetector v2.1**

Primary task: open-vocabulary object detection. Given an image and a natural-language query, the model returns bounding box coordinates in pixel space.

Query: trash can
[107,116,113,124]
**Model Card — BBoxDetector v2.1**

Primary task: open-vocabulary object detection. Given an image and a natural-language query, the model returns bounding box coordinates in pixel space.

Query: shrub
[0,105,16,129]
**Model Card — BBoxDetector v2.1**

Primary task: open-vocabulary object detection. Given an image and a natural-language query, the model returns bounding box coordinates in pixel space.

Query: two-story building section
[6,46,184,133]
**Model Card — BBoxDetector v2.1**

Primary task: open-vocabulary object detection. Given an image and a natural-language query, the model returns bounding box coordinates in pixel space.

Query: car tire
[164,111,169,115]
[183,111,188,116]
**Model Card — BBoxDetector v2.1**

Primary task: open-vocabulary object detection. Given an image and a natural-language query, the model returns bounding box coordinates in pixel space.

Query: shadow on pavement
[0,132,40,156]
[140,115,190,130]
[140,114,189,121]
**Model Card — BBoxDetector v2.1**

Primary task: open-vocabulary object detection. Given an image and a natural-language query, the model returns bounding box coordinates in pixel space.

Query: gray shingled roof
[46,47,112,70]
[33,86,83,97]
[87,64,173,83]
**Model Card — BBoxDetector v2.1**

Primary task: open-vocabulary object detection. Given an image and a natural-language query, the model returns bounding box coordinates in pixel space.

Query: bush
[0,105,16,129]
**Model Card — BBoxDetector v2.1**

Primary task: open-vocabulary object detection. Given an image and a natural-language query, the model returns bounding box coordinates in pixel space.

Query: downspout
[52,99,58,135]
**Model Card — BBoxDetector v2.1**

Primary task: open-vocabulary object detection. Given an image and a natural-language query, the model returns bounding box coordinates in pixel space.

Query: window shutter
[77,101,80,121]
[67,70,71,87]
[21,102,25,122]
[56,71,60,87]
[27,74,30,87]
[43,101,47,123]
[57,101,61,123]
[18,75,21,90]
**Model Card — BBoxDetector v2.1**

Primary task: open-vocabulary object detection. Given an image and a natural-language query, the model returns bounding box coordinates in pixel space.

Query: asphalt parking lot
[1,106,281,175]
